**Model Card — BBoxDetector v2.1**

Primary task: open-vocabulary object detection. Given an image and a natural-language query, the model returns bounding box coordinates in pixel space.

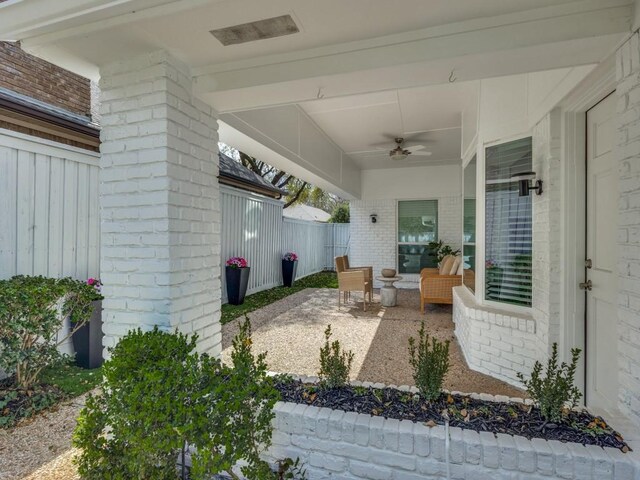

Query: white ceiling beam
[199,33,622,113]
[193,2,630,95]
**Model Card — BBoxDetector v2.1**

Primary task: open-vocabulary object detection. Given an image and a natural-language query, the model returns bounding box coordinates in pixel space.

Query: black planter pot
[226,266,250,305]
[72,300,104,369]
[282,260,298,287]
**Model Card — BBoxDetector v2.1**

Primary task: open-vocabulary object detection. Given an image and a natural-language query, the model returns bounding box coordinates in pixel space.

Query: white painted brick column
[615,32,640,427]
[98,51,221,356]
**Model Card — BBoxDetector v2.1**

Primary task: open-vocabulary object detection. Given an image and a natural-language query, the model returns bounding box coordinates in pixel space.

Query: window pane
[397,200,438,243]
[485,138,532,307]
[398,200,438,274]
[463,156,477,292]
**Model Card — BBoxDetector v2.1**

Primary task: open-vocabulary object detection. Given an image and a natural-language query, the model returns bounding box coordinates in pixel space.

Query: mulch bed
[0,377,64,429]
[275,379,630,451]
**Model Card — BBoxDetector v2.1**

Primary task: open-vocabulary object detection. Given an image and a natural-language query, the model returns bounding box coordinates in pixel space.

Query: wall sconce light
[370,214,378,224]
[511,171,543,197]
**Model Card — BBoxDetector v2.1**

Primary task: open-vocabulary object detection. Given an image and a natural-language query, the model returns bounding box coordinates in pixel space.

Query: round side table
[376,275,402,307]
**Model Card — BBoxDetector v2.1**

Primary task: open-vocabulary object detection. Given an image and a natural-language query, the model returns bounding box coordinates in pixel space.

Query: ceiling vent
[210,14,299,46]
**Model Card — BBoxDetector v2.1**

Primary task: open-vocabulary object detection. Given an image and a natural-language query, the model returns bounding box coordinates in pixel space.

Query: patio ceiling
[0,0,631,194]
[298,83,477,170]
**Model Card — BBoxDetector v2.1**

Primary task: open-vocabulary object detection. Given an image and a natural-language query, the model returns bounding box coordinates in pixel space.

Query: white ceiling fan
[359,135,432,161]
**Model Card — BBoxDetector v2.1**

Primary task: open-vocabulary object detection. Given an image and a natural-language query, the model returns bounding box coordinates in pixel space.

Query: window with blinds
[484,137,532,307]
[397,200,438,274]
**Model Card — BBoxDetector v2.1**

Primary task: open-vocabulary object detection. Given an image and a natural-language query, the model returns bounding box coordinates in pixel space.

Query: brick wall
[453,287,539,386]
[99,51,221,356]
[350,196,462,288]
[0,42,91,116]
[266,376,640,479]
[532,109,563,356]
[615,31,640,426]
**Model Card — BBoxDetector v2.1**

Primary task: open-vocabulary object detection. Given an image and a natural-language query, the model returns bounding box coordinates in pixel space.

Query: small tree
[0,275,98,389]
[329,204,350,223]
[408,322,450,402]
[517,343,582,423]
[318,324,354,388]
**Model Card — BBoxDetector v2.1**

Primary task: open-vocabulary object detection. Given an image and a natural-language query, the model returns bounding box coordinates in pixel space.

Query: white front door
[585,92,618,411]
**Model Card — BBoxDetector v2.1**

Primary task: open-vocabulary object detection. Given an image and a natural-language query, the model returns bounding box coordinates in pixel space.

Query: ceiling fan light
[390,151,408,161]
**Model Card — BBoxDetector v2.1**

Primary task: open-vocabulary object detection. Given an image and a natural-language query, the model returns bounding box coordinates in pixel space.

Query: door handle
[579,279,593,291]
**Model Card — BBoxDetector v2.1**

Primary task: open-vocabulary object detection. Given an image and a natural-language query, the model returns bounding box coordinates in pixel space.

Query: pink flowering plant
[485,259,498,270]
[226,256,248,269]
[282,252,298,262]
[87,277,104,300]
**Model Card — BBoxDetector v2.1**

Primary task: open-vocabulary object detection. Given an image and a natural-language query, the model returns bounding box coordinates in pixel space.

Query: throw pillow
[439,255,454,275]
[450,256,461,275]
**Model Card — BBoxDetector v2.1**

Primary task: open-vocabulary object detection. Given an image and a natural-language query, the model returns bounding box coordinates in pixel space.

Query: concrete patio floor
[221,288,525,397]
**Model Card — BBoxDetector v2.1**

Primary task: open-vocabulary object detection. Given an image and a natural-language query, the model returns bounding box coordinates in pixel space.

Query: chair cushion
[439,255,455,275]
[456,259,464,275]
[449,256,462,275]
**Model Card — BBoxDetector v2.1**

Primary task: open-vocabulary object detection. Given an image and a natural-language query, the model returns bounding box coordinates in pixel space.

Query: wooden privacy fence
[0,137,349,306]
[0,130,101,281]
[220,185,349,302]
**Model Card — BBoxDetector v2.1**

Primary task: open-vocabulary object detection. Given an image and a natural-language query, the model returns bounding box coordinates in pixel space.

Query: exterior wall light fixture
[370,214,378,223]
[511,171,543,196]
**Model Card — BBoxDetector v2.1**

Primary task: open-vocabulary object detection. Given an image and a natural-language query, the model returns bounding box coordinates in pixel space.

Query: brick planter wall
[265,378,640,480]
[453,286,542,387]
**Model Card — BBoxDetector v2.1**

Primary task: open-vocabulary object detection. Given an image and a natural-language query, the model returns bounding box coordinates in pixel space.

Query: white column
[99,51,221,356]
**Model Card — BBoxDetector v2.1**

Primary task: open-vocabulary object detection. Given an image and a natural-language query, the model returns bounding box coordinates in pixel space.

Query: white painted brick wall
[532,109,563,358]
[350,197,462,288]
[453,286,538,387]
[615,32,640,427]
[265,383,640,480]
[453,110,561,392]
[99,50,221,356]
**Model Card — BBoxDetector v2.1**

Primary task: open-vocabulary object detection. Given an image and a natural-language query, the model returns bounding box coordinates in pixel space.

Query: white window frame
[461,150,477,295]
[476,133,534,314]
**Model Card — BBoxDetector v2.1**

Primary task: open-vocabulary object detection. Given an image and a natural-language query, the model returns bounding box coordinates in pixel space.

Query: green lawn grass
[40,361,103,397]
[221,271,337,324]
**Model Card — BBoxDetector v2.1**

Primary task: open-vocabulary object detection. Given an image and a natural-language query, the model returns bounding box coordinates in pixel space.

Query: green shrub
[0,275,98,389]
[73,318,289,480]
[408,322,450,402]
[318,324,354,388]
[190,318,280,480]
[517,343,582,423]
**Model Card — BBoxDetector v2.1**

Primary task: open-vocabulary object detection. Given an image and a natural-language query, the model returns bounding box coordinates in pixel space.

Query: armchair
[419,255,462,313]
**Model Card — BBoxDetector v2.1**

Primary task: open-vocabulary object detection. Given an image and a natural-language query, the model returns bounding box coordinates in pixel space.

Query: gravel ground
[0,393,89,480]
[222,288,525,397]
[2,288,522,480]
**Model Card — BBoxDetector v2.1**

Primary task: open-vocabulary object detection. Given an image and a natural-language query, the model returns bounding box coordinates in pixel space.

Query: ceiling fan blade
[410,151,432,156]
[406,145,426,152]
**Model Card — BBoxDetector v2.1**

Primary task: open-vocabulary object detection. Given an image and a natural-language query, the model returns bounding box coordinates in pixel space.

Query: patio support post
[98,51,221,358]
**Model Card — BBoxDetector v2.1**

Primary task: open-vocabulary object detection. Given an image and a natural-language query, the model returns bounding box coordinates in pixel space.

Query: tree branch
[284,181,308,208]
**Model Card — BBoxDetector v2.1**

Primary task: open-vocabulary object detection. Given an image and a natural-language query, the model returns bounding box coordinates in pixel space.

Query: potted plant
[71,277,104,369]
[282,252,298,287]
[225,256,250,305]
